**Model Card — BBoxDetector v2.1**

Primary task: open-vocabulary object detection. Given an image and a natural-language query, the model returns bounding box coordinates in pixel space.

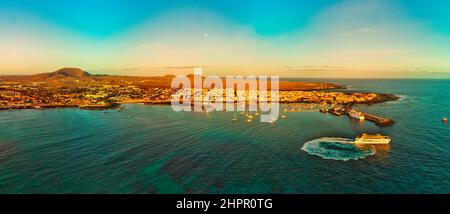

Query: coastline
[0,92,400,110]
[0,68,400,112]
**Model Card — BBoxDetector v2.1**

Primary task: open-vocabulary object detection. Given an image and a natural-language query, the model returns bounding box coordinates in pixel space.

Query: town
[0,83,394,110]
[0,68,397,110]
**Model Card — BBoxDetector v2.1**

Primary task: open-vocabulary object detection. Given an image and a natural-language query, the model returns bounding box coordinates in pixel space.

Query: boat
[354,133,391,145]
[329,108,344,116]
[349,109,365,120]
[79,102,120,110]
[443,117,448,123]
[281,114,287,118]
[319,108,328,113]
[232,113,238,122]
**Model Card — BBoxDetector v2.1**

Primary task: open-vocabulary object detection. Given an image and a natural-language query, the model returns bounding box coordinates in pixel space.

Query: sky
[0,0,449,78]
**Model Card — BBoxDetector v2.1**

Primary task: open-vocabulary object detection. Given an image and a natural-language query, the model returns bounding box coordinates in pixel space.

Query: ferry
[349,109,365,120]
[354,133,391,145]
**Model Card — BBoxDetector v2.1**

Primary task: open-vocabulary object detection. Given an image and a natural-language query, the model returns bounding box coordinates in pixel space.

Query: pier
[322,106,395,126]
[361,112,395,126]
[345,106,395,126]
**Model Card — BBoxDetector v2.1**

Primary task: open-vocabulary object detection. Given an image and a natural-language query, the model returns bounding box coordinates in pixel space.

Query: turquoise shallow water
[0,79,449,193]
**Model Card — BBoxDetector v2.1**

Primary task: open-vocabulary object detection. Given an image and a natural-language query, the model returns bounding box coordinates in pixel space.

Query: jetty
[343,105,395,126]
[361,112,395,126]
[320,106,395,127]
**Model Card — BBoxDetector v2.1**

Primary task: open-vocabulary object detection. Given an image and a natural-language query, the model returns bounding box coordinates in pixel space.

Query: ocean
[0,79,449,193]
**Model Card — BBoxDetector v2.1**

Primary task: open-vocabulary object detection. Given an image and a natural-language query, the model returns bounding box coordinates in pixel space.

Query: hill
[47,68,92,78]
[0,68,344,90]
[33,68,93,80]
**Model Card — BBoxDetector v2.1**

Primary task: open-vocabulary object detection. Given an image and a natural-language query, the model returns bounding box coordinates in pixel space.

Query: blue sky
[0,0,449,77]
[0,0,339,37]
[1,0,448,37]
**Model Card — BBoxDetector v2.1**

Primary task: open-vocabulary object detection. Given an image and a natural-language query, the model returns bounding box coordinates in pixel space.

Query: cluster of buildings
[170,88,380,104]
[0,83,177,109]
[172,88,278,103]
[278,91,379,104]
[0,81,381,110]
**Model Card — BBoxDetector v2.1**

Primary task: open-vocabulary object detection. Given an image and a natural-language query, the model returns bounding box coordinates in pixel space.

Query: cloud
[287,0,450,74]
[114,0,449,77]
[113,8,271,73]
[0,9,121,74]
[1,1,449,77]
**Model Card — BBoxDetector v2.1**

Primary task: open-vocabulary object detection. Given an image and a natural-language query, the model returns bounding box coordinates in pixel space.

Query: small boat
[281,114,287,119]
[319,108,328,113]
[232,113,238,122]
[329,108,344,116]
[246,118,252,122]
[354,133,391,145]
[79,102,120,110]
[349,109,365,120]
[443,117,448,123]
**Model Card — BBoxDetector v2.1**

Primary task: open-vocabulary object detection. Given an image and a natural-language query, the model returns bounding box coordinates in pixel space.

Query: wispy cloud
[1,1,449,78]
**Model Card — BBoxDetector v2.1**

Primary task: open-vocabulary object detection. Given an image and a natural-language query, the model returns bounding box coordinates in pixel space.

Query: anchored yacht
[349,109,365,120]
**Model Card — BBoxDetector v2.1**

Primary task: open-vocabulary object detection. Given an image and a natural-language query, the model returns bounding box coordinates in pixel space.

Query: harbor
[226,102,396,127]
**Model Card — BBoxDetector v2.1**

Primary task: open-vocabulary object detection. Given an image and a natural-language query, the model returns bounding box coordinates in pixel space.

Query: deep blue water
[0,79,449,193]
